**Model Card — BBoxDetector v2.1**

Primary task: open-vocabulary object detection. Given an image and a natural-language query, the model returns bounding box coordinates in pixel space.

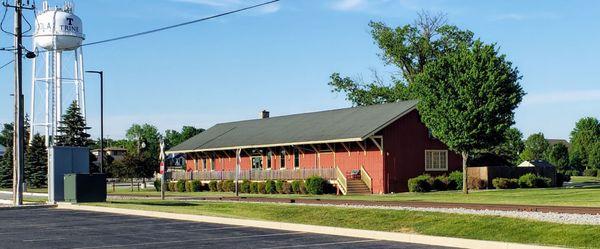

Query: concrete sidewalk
[58,203,566,249]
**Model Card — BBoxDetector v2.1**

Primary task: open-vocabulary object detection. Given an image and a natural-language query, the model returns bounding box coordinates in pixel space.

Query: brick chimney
[261,110,270,119]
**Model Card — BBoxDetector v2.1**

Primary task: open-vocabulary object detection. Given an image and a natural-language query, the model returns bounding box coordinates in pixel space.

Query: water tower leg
[55,51,62,129]
[78,47,86,119]
[45,51,51,146]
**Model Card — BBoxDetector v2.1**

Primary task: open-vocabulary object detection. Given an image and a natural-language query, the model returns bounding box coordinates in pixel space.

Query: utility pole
[12,0,25,206]
[86,71,104,173]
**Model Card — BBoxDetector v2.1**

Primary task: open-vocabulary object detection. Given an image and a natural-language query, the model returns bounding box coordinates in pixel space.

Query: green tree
[25,135,47,188]
[0,146,12,188]
[125,124,161,183]
[546,143,570,171]
[414,40,524,194]
[569,117,600,169]
[329,12,474,106]
[520,133,550,162]
[54,101,92,147]
[0,123,13,147]
[165,126,204,149]
[492,127,525,166]
[588,142,600,170]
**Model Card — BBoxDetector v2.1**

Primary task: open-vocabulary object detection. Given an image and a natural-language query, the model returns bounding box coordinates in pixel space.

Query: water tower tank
[34,3,85,51]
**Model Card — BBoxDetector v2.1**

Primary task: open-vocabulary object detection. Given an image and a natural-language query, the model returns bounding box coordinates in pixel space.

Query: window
[425,150,448,171]
[210,157,215,171]
[252,156,263,170]
[266,151,272,170]
[202,158,207,171]
[194,159,198,171]
[280,150,286,169]
[293,148,300,169]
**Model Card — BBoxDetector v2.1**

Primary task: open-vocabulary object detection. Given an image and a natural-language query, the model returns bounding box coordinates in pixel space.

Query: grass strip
[88,199,599,249]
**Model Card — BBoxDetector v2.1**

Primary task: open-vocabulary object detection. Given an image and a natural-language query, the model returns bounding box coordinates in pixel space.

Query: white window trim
[425,150,448,171]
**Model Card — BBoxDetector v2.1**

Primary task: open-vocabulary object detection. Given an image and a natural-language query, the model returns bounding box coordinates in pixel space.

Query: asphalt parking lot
[0,207,456,249]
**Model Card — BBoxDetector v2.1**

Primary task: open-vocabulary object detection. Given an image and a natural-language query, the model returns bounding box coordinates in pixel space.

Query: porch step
[345,179,371,194]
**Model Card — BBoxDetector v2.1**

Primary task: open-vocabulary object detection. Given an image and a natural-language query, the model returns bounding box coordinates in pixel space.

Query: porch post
[235,148,241,196]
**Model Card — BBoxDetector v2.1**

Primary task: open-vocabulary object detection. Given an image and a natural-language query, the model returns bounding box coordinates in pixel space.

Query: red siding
[381,110,462,193]
[183,109,460,193]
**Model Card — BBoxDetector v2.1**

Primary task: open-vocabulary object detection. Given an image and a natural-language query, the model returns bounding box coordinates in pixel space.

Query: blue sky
[0,0,598,140]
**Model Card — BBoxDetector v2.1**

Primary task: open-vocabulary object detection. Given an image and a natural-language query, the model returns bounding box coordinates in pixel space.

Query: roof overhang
[166,137,363,154]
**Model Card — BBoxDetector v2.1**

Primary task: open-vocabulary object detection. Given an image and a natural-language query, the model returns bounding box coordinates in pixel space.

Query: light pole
[85,70,104,173]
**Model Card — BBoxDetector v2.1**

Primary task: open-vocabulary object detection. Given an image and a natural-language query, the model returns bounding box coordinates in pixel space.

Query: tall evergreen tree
[0,146,13,188]
[25,135,47,188]
[55,101,92,147]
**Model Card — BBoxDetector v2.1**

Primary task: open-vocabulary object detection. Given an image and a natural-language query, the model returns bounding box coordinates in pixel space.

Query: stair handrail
[360,165,372,193]
[336,166,347,195]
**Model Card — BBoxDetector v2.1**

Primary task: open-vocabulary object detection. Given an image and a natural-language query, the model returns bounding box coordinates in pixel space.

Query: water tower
[30,1,86,146]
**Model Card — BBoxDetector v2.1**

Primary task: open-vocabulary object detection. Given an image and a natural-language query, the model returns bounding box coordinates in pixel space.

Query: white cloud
[331,0,367,11]
[171,0,280,14]
[492,12,560,22]
[523,89,600,106]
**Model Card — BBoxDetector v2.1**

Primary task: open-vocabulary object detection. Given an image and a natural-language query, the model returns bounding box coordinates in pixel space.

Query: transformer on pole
[30,1,86,146]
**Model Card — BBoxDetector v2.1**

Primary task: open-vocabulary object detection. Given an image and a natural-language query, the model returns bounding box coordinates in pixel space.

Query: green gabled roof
[167,100,418,153]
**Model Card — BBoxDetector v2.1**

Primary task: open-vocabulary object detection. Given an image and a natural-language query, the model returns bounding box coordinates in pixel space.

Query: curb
[0,190,48,197]
[57,204,565,249]
[0,203,56,210]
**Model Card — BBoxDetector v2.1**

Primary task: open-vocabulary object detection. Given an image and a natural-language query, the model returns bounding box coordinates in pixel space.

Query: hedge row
[407,171,463,193]
[154,176,333,195]
[489,173,554,189]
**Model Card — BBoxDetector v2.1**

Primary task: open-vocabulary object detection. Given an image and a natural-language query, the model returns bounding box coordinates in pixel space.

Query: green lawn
[89,199,599,249]
[109,176,600,207]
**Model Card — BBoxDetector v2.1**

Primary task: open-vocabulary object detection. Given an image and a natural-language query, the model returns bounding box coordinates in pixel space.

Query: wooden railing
[336,166,347,195]
[360,165,372,193]
[169,168,336,181]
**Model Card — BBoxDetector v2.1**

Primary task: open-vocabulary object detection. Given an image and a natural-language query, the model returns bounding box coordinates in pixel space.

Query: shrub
[275,180,285,194]
[240,180,251,193]
[408,174,432,193]
[208,180,218,192]
[432,175,448,191]
[250,182,259,194]
[534,176,552,188]
[467,177,485,190]
[448,171,463,190]
[291,180,302,194]
[223,180,235,192]
[185,181,193,192]
[168,181,176,192]
[583,168,598,177]
[305,176,326,195]
[191,180,202,192]
[299,181,307,194]
[492,178,518,189]
[265,180,277,194]
[517,173,550,188]
[217,181,225,192]
[153,179,160,192]
[282,181,292,194]
[518,173,537,188]
[176,180,186,192]
[257,182,266,194]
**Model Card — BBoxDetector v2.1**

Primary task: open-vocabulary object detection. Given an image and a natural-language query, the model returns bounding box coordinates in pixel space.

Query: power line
[79,0,280,49]
[0,59,13,70]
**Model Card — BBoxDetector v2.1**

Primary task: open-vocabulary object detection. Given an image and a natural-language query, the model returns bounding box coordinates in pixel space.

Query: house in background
[167,100,462,194]
[0,144,5,157]
[92,147,127,165]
